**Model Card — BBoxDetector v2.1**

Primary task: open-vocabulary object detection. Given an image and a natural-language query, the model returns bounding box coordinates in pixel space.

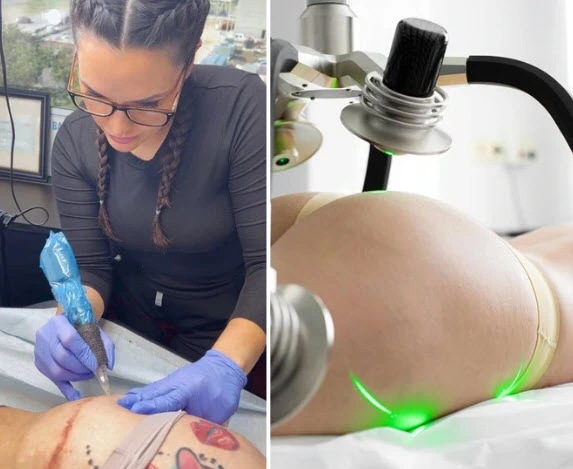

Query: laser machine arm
[272,10,573,189]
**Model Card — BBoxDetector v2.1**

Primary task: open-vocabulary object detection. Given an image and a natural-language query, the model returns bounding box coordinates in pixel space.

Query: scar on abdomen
[44,400,90,469]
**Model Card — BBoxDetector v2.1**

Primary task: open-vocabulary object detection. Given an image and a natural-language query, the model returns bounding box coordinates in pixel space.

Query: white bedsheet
[272,383,573,468]
[0,307,266,455]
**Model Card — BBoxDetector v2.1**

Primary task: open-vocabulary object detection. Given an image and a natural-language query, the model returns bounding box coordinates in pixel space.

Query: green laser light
[350,373,436,432]
[350,373,392,416]
[495,362,525,399]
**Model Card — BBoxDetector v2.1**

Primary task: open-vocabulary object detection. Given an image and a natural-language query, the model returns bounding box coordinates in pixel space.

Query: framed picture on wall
[0,88,50,183]
[48,107,74,178]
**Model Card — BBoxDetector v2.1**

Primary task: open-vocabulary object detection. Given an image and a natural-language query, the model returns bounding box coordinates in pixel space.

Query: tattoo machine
[39,231,111,396]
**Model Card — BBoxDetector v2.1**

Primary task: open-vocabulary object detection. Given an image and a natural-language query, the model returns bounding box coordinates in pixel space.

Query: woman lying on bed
[271,191,573,435]
[0,395,264,468]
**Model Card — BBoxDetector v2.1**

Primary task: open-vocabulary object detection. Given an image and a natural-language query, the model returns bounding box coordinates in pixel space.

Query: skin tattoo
[86,444,100,469]
[190,421,239,451]
[82,420,233,469]
[176,448,203,469]
[125,446,227,469]
[147,447,225,469]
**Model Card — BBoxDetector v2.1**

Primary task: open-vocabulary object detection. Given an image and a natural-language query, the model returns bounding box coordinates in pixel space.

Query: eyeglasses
[67,52,187,127]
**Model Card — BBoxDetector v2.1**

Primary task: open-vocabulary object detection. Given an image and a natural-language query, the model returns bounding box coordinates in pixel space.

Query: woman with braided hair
[34,0,266,426]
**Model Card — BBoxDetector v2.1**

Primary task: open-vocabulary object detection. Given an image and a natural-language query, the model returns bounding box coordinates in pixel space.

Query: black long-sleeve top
[51,65,267,331]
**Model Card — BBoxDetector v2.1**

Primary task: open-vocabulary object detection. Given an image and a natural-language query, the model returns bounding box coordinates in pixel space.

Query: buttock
[295,193,346,223]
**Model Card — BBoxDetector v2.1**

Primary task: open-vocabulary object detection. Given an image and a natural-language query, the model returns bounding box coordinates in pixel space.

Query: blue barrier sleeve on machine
[39,231,95,326]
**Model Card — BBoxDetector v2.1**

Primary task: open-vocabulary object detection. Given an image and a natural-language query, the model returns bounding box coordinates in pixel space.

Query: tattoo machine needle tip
[95,365,111,396]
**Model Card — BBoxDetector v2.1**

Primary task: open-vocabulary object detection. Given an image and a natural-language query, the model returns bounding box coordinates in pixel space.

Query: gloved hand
[34,314,115,401]
[117,349,247,424]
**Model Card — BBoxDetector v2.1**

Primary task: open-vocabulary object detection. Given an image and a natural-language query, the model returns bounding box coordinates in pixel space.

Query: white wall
[271,0,573,232]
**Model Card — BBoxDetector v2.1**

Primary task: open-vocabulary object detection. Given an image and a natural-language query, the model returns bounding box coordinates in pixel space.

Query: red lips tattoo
[191,421,240,451]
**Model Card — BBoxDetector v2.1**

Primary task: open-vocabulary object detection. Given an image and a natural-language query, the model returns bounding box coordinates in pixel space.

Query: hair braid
[96,127,120,241]
[124,0,209,64]
[70,0,126,45]
[152,87,194,248]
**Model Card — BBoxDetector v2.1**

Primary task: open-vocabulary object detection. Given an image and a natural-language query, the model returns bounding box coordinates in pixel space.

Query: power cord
[0,0,50,305]
[0,210,9,305]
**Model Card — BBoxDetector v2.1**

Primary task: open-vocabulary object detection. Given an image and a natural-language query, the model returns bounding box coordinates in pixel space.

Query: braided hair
[71,0,210,248]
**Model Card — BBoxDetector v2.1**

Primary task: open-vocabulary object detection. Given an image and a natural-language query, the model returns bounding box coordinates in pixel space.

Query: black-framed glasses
[67,52,187,127]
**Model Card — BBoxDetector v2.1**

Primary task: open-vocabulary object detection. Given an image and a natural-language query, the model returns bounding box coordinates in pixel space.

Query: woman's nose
[104,109,135,135]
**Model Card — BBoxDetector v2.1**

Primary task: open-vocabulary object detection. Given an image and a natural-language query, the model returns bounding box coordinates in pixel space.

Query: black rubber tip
[383,18,448,98]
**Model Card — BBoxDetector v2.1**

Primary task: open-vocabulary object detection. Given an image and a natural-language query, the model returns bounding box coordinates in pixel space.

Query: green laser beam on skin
[352,361,526,435]
[350,373,393,416]
[350,373,434,432]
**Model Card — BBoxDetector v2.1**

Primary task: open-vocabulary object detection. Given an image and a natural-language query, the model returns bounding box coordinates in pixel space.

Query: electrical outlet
[506,145,536,166]
[474,139,536,166]
[474,140,505,162]
[522,148,537,161]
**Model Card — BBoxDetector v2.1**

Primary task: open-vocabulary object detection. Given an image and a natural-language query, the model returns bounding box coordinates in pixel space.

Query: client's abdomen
[272,191,539,435]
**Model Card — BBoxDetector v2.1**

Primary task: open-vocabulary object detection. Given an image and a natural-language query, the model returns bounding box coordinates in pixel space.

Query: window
[1,0,267,110]
[201,0,267,81]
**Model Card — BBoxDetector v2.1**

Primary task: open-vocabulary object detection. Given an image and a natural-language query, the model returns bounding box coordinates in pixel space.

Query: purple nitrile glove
[34,314,115,401]
[117,349,247,424]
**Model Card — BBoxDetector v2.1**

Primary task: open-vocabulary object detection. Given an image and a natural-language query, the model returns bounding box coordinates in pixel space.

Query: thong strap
[509,247,560,393]
[101,411,185,469]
